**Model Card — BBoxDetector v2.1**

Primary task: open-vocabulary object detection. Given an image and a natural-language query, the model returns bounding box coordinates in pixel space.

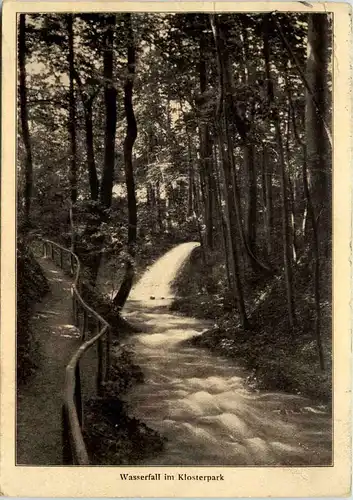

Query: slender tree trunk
[263,15,295,328]
[245,144,257,251]
[84,100,99,201]
[302,147,325,370]
[85,15,116,285]
[196,129,207,233]
[192,176,207,264]
[67,14,77,206]
[73,69,100,202]
[113,14,137,310]
[187,156,194,217]
[199,35,214,249]
[306,14,331,257]
[210,14,249,329]
[187,133,194,217]
[291,94,325,371]
[261,145,273,256]
[100,14,117,209]
[211,16,271,275]
[187,129,205,257]
[18,14,33,231]
[227,114,271,274]
[239,25,258,253]
[285,101,297,262]
[213,142,232,288]
[146,183,155,233]
[155,180,164,232]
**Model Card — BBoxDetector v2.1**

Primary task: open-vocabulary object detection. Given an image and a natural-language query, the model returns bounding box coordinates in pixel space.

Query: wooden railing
[41,239,112,465]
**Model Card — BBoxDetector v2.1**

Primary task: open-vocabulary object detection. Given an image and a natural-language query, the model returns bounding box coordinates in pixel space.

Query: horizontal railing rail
[40,239,112,465]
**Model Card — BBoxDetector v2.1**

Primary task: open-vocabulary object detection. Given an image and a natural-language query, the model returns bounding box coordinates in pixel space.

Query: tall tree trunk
[196,128,207,235]
[146,183,154,233]
[155,180,164,232]
[210,14,249,329]
[290,93,325,371]
[213,142,232,289]
[113,14,137,310]
[73,70,100,202]
[245,144,257,251]
[240,20,258,253]
[302,147,325,370]
[285,101,297,262]
[100,14,117,209]
[306,14,331,257]
[211,16,271,275]
[85,15,116,285]
[263,15,295,328]
[67,14,77,206]
[199,34,214,250]
[192,176,207,264]
[84,99,99,201]
[261,145,273,256]
[18,14,33,231]
[187,133,194,217]
[187,156,194,217]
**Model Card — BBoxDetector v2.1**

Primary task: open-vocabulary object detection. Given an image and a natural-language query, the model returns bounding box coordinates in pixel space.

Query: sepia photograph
[16,8,334,467]
[1,1,351,497]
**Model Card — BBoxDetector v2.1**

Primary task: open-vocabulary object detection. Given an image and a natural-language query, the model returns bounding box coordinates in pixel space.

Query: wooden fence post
[105,327,111,381]
[72,294,77,326]
[51,244,55,261]
[97,335,104,395]
[61,404,73,465]
[74,363,83,429]
[60,248,63,269]
[82,310,88,341]
[77,307,81,331]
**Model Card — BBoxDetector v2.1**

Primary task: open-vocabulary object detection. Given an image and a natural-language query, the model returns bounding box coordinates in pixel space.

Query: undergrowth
[83,346,165,465]
[17,238,49,384]
[172,246,332,403]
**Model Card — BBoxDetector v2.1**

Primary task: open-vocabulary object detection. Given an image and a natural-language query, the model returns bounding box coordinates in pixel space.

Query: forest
[18,12,332,402]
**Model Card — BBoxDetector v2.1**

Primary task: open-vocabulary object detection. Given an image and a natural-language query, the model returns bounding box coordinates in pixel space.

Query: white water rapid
[129,242,200,305]
[121,243,332,466]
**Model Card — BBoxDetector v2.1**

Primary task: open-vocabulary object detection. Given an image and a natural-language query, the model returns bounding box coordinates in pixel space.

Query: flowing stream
[121,243,332,466]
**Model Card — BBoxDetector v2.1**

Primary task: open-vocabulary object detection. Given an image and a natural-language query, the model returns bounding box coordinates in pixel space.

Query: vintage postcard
[1,0,351,497]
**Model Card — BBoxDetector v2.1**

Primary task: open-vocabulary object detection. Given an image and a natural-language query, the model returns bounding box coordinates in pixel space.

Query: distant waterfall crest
[129,242,200,303]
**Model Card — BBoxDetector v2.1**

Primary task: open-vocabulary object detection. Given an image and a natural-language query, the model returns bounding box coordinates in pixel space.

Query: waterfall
[129,242,200,304]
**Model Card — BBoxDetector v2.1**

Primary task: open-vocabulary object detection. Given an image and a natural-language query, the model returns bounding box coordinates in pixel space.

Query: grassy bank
[17,238,50,384]
[171,247,332,404]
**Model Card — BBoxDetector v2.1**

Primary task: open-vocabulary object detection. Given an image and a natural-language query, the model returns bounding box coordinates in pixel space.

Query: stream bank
[171,246,332,404]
